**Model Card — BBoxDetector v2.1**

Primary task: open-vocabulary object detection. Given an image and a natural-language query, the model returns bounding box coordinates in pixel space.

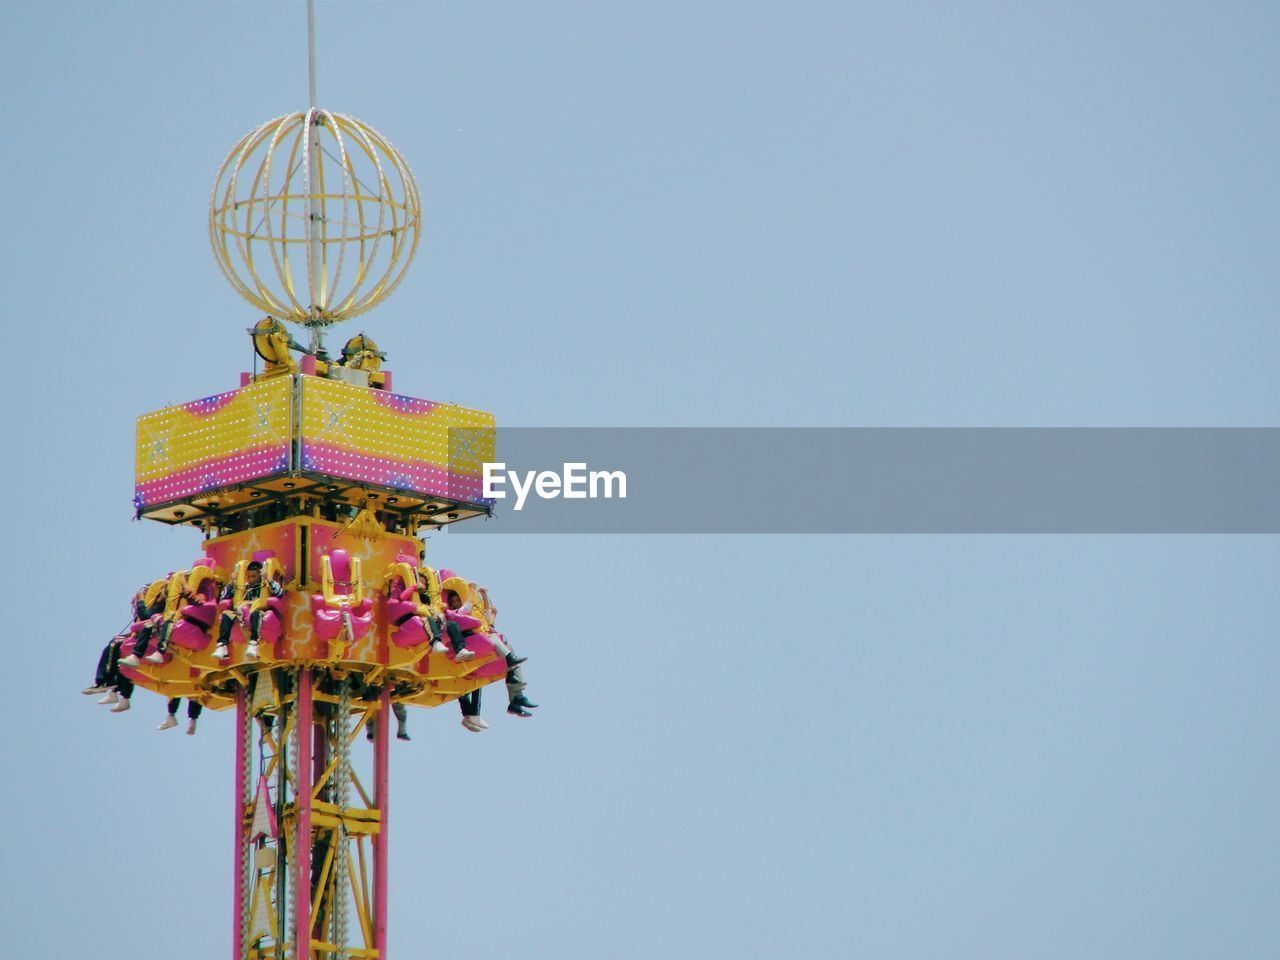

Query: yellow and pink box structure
[135,365,495,528]
[126,359,504,960]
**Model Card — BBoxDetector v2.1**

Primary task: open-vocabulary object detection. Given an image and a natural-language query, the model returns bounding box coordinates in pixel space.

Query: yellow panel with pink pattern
[298,376,496,506]
[134,378,293,508]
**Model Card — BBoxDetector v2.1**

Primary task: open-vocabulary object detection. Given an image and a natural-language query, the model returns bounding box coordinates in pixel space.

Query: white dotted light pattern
[135,378,294,507]
[298,377,495,503]
[209,109,421,326]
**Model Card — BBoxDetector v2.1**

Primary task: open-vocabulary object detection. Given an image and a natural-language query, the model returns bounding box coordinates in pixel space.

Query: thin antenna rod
[305,0,324,332]
[306,0,318,107]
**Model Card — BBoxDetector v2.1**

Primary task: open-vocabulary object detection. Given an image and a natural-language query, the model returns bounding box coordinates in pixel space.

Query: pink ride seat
[413,630,505,679]
[311,549,373,645]
[388,602,429,648]
[385,555,431,650]
[168,557,221,652]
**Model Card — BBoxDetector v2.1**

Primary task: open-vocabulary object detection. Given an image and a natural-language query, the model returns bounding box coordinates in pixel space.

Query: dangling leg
[507,663,535,718]
[492,632,528,673]
[393,702,410,741]
[186,700,203,735]
[119,625,153,667]
[105,638,122,683]
[459,691,481,732]
[85,641,114,694]
[504,646,538,714]
[245,610,262,659]
[146,621,173,664]
[444,620,475,662]
[365,687,383,741]
[470,689,488,730]
[426,616,447,654]
[108,670,133,712]
[158,697,180,731]
[115,675,134,704]
[213,610,235,660]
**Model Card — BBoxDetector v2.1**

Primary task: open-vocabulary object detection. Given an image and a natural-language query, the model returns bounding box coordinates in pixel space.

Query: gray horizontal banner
[446,428,1280,533]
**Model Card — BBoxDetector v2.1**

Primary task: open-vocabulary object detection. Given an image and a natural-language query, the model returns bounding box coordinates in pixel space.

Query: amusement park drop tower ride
[123,6,508,958]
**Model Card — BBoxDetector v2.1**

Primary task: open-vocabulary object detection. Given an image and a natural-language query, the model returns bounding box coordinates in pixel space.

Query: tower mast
[304,0,327,351]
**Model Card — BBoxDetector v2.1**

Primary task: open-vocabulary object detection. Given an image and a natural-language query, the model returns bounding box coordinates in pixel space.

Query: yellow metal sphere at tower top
[209,108,422,327]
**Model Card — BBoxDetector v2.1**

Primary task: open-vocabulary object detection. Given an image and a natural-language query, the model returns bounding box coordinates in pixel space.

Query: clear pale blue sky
[2,2,1278,958]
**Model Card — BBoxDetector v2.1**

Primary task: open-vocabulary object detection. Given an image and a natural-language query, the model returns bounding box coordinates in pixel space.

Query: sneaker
[98,690,120,705]
[396,729,411,741]
[186,719,197,736]
[144,652,166,665]
[157,716,178,731]
[471,716,490,730]
[82,684,109,695]
[461,716,483,732]
[430,641,448,654]
[513,695,539,710]
[118,654,141,668]
[505,654,529,668]
[245,642,259,660]
[507,703,533,718]
[454,648,476,662]
[213,644,229,660]
[110,698,131,714]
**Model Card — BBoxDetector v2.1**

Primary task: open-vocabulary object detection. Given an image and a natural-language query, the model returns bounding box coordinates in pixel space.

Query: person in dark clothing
[158,697,203,735]
[458,688,484,732]
[408,567,473,661]
[446,582,534,730]
[439,583,491,732]
[357,676,412,742]
[213,560,284,661]
[83,593,139,698]
[85,642,116,694]
[118,578,173,668]
[84,637,132,696]
[145,562,220,664]
[84,586,167,712]
[82,611,138,713]
[472,586,537,719]
[364,702,411,742]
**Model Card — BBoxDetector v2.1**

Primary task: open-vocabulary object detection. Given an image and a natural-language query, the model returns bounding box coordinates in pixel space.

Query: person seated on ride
[82,587,142,696]
[131,569,192,665]
[83,587,150,712]
[145,559,221,663]
[438,574,497,732]
[213,559,284,661]
[439,575,486,664]
[472,583,538,719]
[469,581,529,672]
[410,564,474,662]
[384,556,441,653]
[158,697,203,735]
[118,578,172,669]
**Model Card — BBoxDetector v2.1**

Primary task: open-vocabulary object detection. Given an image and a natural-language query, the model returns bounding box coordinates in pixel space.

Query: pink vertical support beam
[373,687,390,959]
[295,669,313,960]
[233,687,247,960]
